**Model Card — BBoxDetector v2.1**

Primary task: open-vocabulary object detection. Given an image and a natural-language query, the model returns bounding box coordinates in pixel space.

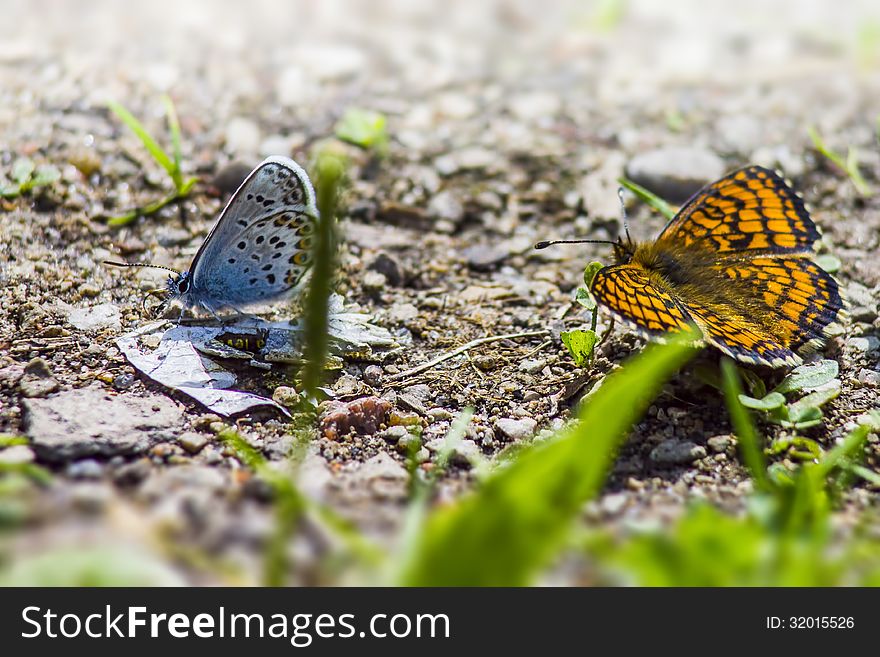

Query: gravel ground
[1,0,879,584]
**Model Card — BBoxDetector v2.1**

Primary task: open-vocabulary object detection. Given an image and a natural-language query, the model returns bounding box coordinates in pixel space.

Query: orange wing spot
[739,209,761,221]
[738,220,763,233]
[772,233,797,248]
[747,234,770,249]
[765,219,790,233]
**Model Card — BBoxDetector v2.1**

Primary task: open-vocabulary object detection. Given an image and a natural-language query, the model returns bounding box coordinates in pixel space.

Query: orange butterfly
[539,166,844,367]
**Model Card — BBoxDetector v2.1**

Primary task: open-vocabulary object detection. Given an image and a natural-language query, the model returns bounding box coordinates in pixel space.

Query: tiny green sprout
[334,108,389,154]
[773,359,838,394]
[807,125,871,196]
[105,95,199,226]
[617,177,676,220]
[814,253,841,273]
[737,391,786,411]
[561,330,599,367]
[0,157,60,199]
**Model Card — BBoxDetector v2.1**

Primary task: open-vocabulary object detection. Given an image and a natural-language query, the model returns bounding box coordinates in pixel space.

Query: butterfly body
[159,156,318,318]
[588,166,843,368]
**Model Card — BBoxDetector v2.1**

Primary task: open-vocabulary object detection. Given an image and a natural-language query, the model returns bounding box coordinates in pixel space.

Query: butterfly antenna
[534,239,617,250]
[617,187,632,246]
[103,260,181,275]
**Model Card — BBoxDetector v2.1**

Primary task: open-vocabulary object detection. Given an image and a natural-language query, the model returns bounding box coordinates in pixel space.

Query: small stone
[427,190,464,224]
[508,91,561,121]
[368,253,404,287]
[78,283,101,298]
[208,421,228,434]
[649,440,707,465]
[463,244,509,271]
[362,270,387,292]
[626,147,726,203]
[363,365,383,387]
[178,432,209,454]
[857,369,880,386]
[23,389,185,462]
[193,414,222,430]
[66,303,121,332]
[426,407,453,422]
[65,459,104,479]
[379,425,409,443]
[389,410,421,427]
[847,336,880,354]
[472,354,497,371]
[0,444,35,464]
[519,358,546,374]
[224,117,261,156]
[112,373,136,390]
[707,435,733,453]
[599,492,628,515]
[113,458,151,486]
[494,417,538,441]
[272,386,300,407]
[388,303,419,324]
[319,397,392,440]
[334,374,360,397]
[19,357,59,398]
[355,451,408,483]
[211,161,254,195]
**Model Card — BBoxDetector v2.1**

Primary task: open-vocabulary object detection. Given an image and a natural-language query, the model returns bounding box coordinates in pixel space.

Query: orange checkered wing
[590,263,695,335]
[657,166,819,255]
[713,256,843,352]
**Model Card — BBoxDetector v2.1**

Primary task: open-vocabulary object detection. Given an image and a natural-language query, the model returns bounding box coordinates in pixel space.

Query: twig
[386,330,549,382]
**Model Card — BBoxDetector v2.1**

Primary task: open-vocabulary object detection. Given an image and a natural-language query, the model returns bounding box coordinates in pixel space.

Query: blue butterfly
[107,156,319,320]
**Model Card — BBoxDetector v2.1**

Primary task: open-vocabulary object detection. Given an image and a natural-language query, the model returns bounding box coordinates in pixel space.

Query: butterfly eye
[178,277,190,293]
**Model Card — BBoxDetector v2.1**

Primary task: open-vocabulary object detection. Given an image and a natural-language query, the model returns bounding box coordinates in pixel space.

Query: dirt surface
[1,0,879,584]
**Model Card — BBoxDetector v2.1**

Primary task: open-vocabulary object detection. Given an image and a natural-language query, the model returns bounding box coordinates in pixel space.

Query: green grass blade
[161,94,184,189]
[300,149,343,398]
[107,100,176,179]
[618,177,676,220]
[400,331,698,586]
[720,358,771,492]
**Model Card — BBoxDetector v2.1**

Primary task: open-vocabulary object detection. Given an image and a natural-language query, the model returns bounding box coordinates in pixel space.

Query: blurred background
[1,0,878,586]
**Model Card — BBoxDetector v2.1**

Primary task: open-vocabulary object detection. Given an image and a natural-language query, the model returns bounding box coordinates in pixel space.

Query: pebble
[178,432,209,454]
[19,357,59,398]
[857,369,880,386]
[224,117,261,156]
[23,387,184,462]
[707,435,733,453]
[387,303,420,324]
[363,365,383,387]
[463,244,509,271]
[112,373,136,390]
[0,444,35,464]
[66,303,121,332]
[493,417,538,441]
[211,161,254,195]
[367,253,404,287]
[426,407,453,422]
[354,451,408,483]
[362,270,387,293]
[272,386,300,407]
[396,432,421,454]
[519,358,547,374]
[379,425,410,443]
[649,440,707,465]
[846,336,880,354]
[625,147,726,203]
[65,459,104,479]
[427,190,465,223]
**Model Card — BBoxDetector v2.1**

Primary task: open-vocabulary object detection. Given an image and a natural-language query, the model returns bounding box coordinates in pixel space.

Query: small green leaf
[738,391,785,410]
[561,329,598,367]
[815,254,841,273]
[583,261,604,288]
[11,158,35,185]
[737,367,767,398]
[0,184,22,198]
[787,381,841,419]
[22,165,61,190]
[574,287,596,310]
[774,360,838,394]
[618,177,676,220]
[335,108,388,152]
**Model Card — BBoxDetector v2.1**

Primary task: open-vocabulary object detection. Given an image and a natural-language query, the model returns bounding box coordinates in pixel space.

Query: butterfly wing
[590,263,696,335]
[189,156,318,308]
[656,166,819,255]
[711,256,843,354]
